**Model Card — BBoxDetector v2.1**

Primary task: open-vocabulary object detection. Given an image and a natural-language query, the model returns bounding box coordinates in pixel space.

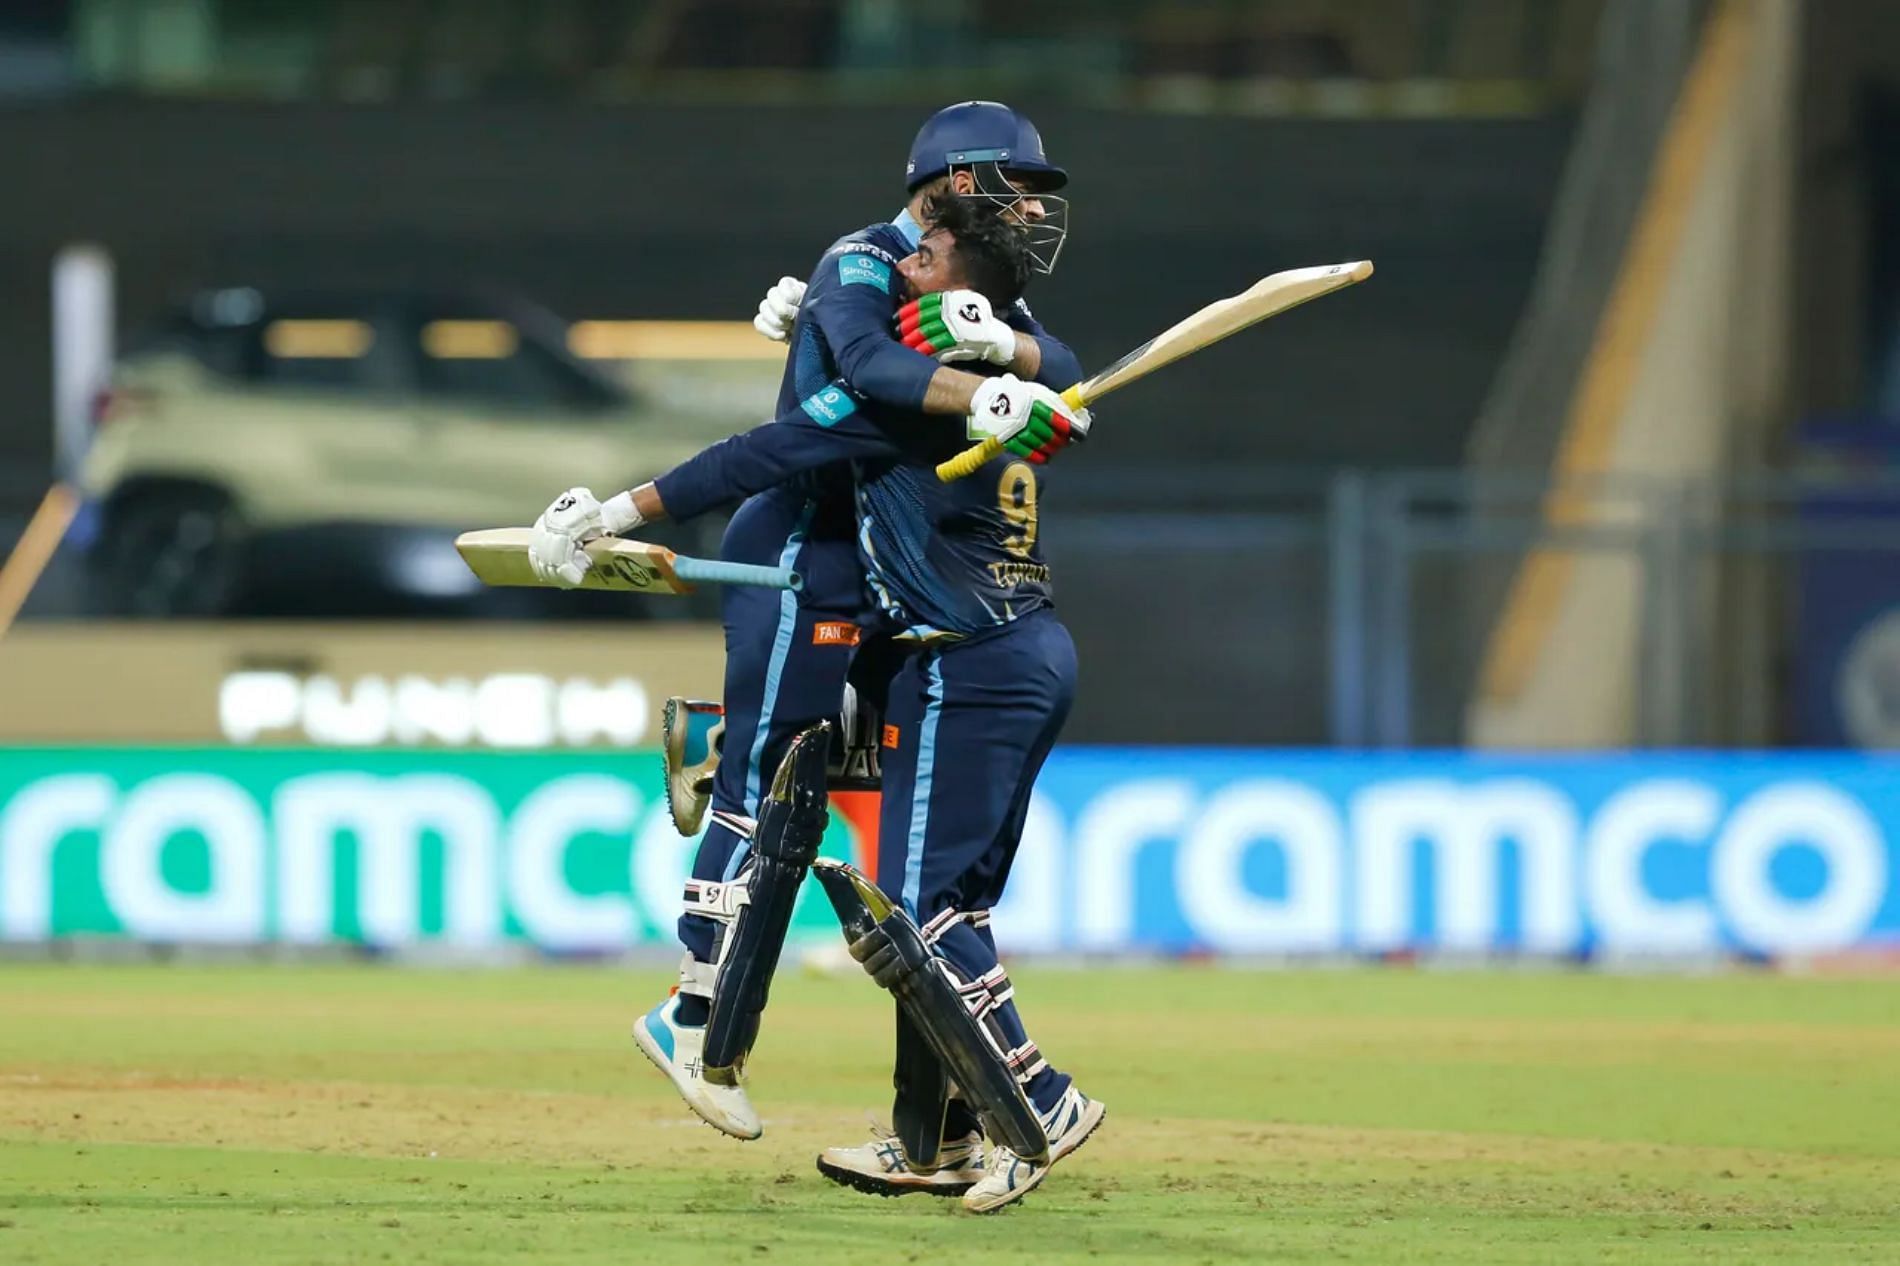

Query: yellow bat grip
[934,436,1005,482]
[934,382,1089,483]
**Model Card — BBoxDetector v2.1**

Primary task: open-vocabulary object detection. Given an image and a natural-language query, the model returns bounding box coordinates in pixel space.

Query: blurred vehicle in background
[78,286,748,618]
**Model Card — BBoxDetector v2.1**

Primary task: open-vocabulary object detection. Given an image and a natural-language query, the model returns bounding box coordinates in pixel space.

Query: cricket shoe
[961,1085,1106,1214]
[816,1125,986,1198]
[661,698,725,835]
[631,993,761,1140]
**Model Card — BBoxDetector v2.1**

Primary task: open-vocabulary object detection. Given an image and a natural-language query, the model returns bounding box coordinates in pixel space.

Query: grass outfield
[1,963,1897,1263]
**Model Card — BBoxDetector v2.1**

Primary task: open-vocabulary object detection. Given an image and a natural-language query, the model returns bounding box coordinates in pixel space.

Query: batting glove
[966,377,1090,464]
[752,276,806,343]
[897,290,1018,366]
[528,487,643,587]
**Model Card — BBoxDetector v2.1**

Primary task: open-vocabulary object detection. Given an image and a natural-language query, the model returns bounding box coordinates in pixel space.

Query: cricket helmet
[905,100,1068,192]
[905,100,1070,274]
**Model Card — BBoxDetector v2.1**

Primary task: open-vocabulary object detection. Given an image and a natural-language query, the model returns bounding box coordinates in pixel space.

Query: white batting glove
[898,290,1018,366]
[752,276,807,343]
[528,487,643,588]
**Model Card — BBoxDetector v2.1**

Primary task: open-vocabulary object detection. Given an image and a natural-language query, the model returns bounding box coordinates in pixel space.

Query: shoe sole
[630,1020,761,1142]
[660,699,699,837]
[816,1155,975,1199]
[963,1100,1108,1215]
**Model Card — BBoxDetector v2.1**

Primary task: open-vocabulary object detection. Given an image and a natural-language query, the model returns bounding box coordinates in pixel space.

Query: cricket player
[527,102,1086,1141]
[537,197,1100,1214]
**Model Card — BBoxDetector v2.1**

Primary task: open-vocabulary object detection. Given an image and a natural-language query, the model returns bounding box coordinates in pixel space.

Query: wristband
[601,490,645,535]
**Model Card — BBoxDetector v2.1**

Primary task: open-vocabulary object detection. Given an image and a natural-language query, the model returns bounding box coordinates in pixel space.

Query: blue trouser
[676,486,867,980]
[875,609,1078,1114]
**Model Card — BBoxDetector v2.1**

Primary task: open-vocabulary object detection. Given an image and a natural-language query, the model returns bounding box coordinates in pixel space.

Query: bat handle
[671,556,804,591]
[934,381,1089,483]
[934,436,1005,483]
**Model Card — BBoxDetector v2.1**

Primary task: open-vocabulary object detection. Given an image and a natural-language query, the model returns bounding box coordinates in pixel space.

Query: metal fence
[1052,466,1900,749]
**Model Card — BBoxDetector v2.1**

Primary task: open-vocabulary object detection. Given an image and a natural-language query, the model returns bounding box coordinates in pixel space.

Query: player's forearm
[832,332,944,410]
[1005,304,1083,391]
[630,482,667,523]
[922,366,987,415]
[645,392,901,521]
[1005,333,1042,380]
[646,431,774,524]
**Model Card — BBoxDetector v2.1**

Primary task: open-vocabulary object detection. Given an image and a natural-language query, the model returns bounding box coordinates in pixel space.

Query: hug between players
[523,102,1102,1214]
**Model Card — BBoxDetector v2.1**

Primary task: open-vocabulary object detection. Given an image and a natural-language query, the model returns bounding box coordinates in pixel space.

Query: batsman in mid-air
[511,99,1372,1214]
[527,102,1100,1213]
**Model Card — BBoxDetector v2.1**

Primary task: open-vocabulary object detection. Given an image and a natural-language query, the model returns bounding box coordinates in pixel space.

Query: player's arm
[525,376,1065,584]
[644,386,901,523]
[640,368,1064,521]
[523,410,881,587]
[893,290,1082,391]
[806,244,992,414]
[1003,298,1084,391]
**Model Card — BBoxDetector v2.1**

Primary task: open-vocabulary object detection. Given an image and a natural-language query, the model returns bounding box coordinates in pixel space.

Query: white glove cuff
[600,490,645,535]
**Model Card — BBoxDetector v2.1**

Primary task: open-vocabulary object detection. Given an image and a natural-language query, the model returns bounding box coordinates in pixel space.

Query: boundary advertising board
[1,749,1895,957]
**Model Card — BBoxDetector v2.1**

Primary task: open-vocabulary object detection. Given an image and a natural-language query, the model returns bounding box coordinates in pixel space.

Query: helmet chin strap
[953,160,1069,276]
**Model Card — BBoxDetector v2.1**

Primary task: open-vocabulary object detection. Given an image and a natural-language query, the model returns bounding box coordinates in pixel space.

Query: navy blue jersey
[772,218,927,516]
[780,222,935,414]
[853,436,1051,640]
[654,381,1053,639]
[778,208,1083,415]
[768,209,1081,514]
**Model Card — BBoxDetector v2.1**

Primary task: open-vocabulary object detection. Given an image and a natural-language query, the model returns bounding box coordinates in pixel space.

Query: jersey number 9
[999,462,1039,559]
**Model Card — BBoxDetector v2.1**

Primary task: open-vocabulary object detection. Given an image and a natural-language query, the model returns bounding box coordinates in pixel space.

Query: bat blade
[938,259,1372,481]
[1067,259,1373,408]
[454,528,689,594]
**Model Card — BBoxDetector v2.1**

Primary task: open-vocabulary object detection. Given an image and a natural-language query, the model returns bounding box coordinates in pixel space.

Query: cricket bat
[936,259,1374,481]
[454,528,801,593]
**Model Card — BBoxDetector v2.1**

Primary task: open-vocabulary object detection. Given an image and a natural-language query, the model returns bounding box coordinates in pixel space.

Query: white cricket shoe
[817,1126,987,1198]
[961,1085,1106,1214]
[631,993,762,1140]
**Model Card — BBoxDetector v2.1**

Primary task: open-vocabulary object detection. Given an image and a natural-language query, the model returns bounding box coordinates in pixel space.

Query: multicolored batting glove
[1007,396,1091,464]
[968,376,1092,465]
[896,289,1018,365]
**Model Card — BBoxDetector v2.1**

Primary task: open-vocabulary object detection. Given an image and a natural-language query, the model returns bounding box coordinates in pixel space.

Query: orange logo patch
[881,724,900,750]
[812,622,862,647]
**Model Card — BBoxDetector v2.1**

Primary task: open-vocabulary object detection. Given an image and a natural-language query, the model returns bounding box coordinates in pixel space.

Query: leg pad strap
[699,722,831,1083]
[813,860,1049,1165]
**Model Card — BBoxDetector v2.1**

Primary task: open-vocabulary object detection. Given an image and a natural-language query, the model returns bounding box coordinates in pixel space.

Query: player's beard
[962,161,1069,276]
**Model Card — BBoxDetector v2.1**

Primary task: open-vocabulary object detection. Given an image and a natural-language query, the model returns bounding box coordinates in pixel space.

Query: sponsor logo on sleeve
[837,253,892,292]
[800,386,858,427]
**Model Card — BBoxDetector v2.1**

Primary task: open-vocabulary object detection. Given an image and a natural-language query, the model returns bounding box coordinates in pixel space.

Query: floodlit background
[0,0,1895,961]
